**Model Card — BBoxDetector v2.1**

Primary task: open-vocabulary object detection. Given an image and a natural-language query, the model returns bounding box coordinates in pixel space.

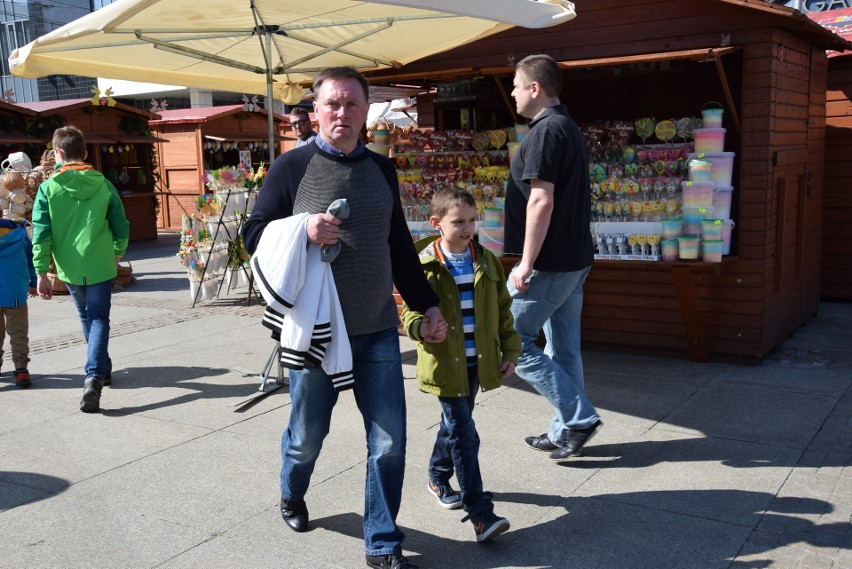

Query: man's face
[511,69,536,120]
[290,113,313,141]
[313,76,368,154]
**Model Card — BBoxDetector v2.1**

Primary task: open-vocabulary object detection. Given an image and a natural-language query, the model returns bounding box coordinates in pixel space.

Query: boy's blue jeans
[280,327,407,557]
[429,367,493,520]
[66,280,113,379]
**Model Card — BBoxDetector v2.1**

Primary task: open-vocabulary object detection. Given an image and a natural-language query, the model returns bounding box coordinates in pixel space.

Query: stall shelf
[370,0,852,363]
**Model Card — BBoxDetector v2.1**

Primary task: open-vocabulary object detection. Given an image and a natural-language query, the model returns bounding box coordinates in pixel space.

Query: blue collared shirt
[315,135,366,157]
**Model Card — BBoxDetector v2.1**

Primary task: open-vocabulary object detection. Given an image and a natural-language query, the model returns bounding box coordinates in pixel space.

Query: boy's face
[431,204,477,253]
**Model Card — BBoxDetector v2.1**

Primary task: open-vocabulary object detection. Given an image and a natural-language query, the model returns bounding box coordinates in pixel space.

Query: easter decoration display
[589,104,734,262]
[394,127,516,243]
[178,163,266,305]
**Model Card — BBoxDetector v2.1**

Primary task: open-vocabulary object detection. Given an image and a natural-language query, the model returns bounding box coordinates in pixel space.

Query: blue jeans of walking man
[280,327,407,556]
[66,280,113,379]
[508,266,598,445]
[428,368,492,519]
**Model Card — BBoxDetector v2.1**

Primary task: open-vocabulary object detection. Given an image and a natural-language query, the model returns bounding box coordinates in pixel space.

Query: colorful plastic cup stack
[682,181,715,208]
[661,238,679,261]
[683,206,715,236]
[678,235,700,260]
[661,218,683,240]
[701,106,724,128]
[688,152,735,186]
[687,159,713,182]
[702,239,724,263]
[701,218,724,241]
[712,186,734,219]
[693,128,726,154]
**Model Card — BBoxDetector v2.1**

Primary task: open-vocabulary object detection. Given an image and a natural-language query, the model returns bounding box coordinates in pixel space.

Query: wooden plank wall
[823,56,852,299]
[153,126,201,231]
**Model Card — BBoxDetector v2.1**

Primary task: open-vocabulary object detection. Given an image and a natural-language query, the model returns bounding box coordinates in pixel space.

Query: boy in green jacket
[32,126,130,413]
[401,187,521,543]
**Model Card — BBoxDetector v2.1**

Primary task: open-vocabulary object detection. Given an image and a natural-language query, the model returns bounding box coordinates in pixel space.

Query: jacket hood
[0,221,26,259]
[50,166,108,201]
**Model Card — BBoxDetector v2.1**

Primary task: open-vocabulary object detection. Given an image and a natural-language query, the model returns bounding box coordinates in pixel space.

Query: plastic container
[722,219,735,255]
[682,181,715,208]
[693,128,726,153]
[687,159,713,182]
[678,235,700,260]
[683,206,715,235]
[661,238,679,261]
[482,207,503,228]
[701,106,724,128]
[712,186,734,219]
[701,218,724,241]
[702,239,724,263]
[478,227,504,256]
[688,152,735,186]
[661,218,683,240]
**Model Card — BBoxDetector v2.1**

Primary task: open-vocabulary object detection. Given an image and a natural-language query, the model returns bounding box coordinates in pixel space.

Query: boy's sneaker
[427,479,462,510]
[15,369,31,388]
[471,512,510,543]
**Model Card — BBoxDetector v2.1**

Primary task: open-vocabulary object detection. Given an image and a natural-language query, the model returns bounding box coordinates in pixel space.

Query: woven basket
[47,272,69,295]
[115,259,133,287]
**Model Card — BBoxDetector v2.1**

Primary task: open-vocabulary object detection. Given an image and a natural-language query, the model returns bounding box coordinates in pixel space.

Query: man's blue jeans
[508,266,598,444]
[66,279,113,379]
[428,367,492,520]
[280,327,407,556]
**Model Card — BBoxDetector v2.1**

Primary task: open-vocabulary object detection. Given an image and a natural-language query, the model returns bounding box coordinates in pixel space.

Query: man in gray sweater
[242,67,446,569]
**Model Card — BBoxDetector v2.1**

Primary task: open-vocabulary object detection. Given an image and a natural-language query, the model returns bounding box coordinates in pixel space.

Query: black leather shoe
[280,497,309,532]
[524,433,558,452]
[80,376,103,413]
[365,554,418,569]
[102,365,112,387]
[550,421,602,462]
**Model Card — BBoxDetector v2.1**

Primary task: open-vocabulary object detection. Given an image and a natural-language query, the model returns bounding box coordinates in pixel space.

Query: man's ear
[83,149,88,161]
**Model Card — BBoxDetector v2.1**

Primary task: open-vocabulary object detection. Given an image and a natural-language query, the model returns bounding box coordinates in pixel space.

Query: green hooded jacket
[401,235,521,397]
[31,163,130,286]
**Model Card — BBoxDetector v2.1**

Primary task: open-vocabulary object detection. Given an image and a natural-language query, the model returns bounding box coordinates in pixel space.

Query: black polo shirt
[504,104,594,272]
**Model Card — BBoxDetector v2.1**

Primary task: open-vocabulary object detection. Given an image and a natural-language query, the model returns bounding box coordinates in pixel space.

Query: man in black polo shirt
[504,54,602,462]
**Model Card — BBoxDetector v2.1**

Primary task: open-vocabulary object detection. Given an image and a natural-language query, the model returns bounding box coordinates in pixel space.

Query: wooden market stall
[369,0,852,364]
[149,105,290,231]
[810,8,852,300]
[13,98,164,241]
[0,100,49,158]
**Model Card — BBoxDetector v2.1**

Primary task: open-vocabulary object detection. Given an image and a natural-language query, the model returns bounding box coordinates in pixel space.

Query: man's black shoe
[102,365,112,387]
[550,421,602,462]
[365,554,418,569]
[280,497,309,532]
[80,376,103,413]
[524,433,558,452]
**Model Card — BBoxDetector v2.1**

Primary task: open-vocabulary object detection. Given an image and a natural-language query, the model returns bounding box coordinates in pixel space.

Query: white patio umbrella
[9,0,576,162]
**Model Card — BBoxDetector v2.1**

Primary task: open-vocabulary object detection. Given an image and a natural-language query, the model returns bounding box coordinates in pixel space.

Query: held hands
[307,213,342,245]
[500,360,516,379]
[36,274,53,300]
[420,306,448,343]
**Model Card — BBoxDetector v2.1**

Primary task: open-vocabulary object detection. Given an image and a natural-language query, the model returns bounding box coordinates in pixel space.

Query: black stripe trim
[252,255,294,310]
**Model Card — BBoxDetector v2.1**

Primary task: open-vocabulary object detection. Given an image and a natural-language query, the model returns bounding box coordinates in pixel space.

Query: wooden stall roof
[808,7,852,58]
[0,100,38,117]
[15,97,158,120]
[149,104,285,126]
[364,0,852,85]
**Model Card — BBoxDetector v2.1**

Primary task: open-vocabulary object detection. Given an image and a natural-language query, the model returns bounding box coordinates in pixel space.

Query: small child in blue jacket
[0,218,37,387]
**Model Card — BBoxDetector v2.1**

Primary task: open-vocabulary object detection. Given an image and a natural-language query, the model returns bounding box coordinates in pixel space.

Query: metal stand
[232,341,289,409]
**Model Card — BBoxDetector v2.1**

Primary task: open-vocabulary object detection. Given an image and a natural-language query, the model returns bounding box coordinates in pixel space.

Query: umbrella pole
[265,30,275,165]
